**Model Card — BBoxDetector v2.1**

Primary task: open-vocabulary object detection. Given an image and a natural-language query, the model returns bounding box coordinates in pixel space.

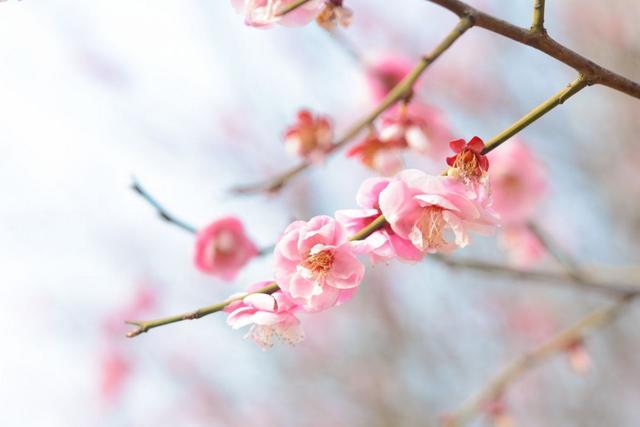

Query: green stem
[530,0,546,33]
[482,75,588,154]
[349,215,387,241]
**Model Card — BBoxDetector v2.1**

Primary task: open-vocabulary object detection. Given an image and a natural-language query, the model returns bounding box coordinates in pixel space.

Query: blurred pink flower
[194,217,258,281]
[347,130,405,175]
[225,281,304,350]
[379,101,452,163]
[230,0,323,28]
[335,177,422,262]
[488,140,547,224]
[274,216,365,311]
[499,224,546,268]
[366,55,413,102]
[100,350,131,402]
[379,169,498,254]
[316,0,353,30]
[284,109,333,163]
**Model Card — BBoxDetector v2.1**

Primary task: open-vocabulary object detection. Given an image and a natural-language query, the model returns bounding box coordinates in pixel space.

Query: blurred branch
[433,255,640,297]
[426,0,640,98]
[131,177,198,234]
[530,0,546,33]
[126,282,280,337]
[230,16,474,194]
[275,0,313,17]
[527,221,584,281]
[442,296,635,427]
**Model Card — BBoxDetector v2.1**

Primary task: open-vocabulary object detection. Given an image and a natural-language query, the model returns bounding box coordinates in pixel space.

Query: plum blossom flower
[379,169,498,255]
[225,281,304,350]
[366,55,413,102]
[335,177,422,262]
[498,224,546,268]
[446,136,489,183]
[274,216,365,311]
[346,130,405,175]
[378,101,452,164]
[230,0,323,28]
[488,140,547,224]
[316,0,353,30]
[194,217,258,281]
[284,109,333,163]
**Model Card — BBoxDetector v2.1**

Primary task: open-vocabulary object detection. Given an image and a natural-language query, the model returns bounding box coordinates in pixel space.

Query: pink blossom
[335,177,422,262]
[488,140,547,224]
[346,130,405,175]
[230,0,323,28]
[274,216,365,311]
[379,169,498,254]
[366,55,413,102]
[378,101,452,163]
[194,217,258,281]
[284,109,333,163]
[225,281,304,350]
[499,224,546,268]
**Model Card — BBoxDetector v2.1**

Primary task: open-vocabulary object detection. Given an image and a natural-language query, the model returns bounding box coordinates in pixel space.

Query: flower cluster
[222,137,499,349]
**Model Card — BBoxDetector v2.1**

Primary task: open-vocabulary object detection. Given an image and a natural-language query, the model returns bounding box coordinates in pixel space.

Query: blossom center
[452,149,481,179]
[302,249,335,277]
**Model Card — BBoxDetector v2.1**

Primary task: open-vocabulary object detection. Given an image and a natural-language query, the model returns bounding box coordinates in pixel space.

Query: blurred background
[1,0,639,425]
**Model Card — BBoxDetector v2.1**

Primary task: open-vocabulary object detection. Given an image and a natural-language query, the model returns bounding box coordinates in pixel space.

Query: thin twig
[131,177,198,234]
[481,75,587,154]
[126,283,280,337]
[230,16,474,194]
[530,0,546,33]
[442,296,634,427]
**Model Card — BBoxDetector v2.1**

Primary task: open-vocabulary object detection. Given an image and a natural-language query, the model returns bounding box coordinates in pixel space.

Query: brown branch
[425,0,640,99]
[230,17,474,194]
[442,296,635,426]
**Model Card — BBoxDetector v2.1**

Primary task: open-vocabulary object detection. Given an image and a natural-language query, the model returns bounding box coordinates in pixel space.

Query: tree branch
[530,0,546,33]
[126,282,280,337]
[442,296,635,427]
[432,255,640,297]
[425,0,640,99]
[131,177,198,234]
[230,16,474,194]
